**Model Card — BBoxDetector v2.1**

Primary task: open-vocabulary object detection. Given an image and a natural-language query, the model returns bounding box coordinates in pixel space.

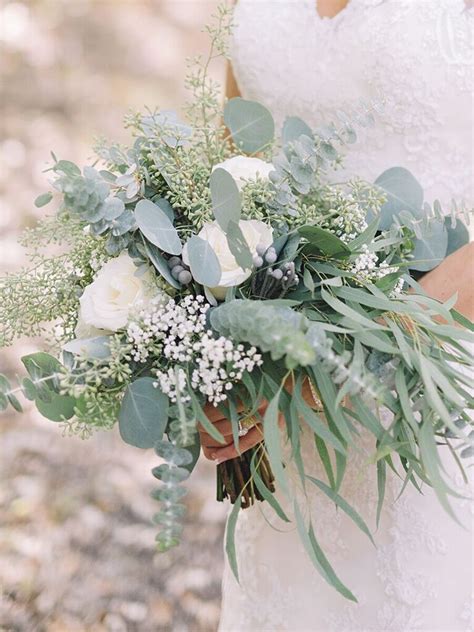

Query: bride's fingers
[209,425,264,463]
[198,418,234,438]
[203,400,248,423]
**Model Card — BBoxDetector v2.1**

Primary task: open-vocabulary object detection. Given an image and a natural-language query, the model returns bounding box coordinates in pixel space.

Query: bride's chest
[231,0,473,127]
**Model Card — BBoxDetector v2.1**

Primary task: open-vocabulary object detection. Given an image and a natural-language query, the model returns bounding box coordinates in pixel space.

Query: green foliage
[53,162,135,254]
[211,300,316,368]
[134,199,182,255]
[185,236,221,286]
[374,166,424,230]
[224,98,275,154]
[118,377,169,449]
[210,167,242,230]
[298,225,351,257]
[0,215,108,346]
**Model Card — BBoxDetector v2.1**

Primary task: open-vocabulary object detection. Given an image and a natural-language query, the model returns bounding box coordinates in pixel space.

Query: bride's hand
[199,378,318,463]
[199,401,266,464]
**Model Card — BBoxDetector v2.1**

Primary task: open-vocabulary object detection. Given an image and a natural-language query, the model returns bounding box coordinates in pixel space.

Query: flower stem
[216,442,275,508]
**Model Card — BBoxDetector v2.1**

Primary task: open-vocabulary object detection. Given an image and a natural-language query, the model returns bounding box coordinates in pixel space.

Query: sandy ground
[0,409,227,632]
[0,2,229,630]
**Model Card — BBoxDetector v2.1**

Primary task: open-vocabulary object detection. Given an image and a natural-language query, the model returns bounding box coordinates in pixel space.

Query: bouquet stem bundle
[216,442,275,508]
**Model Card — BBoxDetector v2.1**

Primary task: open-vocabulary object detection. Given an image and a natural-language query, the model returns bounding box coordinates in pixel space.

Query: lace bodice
[219,2,473,631]
[230,0,473,208]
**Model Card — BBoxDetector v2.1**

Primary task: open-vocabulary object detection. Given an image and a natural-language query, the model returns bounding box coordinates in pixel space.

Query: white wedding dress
[218,1,474,631]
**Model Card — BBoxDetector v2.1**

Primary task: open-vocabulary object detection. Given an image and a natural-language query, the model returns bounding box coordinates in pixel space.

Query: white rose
[77,252,160,333]
[213,156,274,191]
[184,219,273,299]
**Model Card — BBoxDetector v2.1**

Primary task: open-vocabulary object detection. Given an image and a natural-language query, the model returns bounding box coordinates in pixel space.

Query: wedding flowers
[184,219,273,298]
[77,252,160,333]
[213,156,274,190]
[127,295,262,405]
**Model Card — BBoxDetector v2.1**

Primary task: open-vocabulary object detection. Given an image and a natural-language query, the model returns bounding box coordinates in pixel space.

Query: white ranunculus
[184,219,273,299]
[213,156,274,190]
[77,252,160,333]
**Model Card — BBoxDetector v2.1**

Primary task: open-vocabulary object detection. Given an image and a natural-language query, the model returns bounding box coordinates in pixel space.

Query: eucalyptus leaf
[143,239,181,289]
[135,199,182,255]
[282,116,312,145]
[36,393,77,421]
[225,493,242,582]
[34,192,53,208]
[154,197,175,222]
[185,236,221,287]
[210,168,241,230]
[226,220,253,270]
[409,219,447,272]
[373,167,424,230]
[445,216,469,257]
[263,386,288,494]
[307,476,375,545]
[298,226,350,257]
[119,378,169,449]
[224,97,275,153]
[63,336,111,360]
[294,502,357,602]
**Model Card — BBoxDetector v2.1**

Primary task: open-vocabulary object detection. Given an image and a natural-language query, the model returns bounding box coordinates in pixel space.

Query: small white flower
[183,220,273,299]
[213,156,274,191]
[77,252,162,334]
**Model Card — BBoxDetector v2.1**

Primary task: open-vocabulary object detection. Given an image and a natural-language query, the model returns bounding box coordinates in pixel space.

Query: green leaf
[210,168,241,231]
[226,220,253,270]
[0,374,11,394]
[34,192,53,208]
[314,435,336,489]
[303,268,315,295]
[294,501,357,602]
[348,217,380,252]
[135,199,182,255]
[36,393,77,421]
[295,397,346,454]
[143,239,181,289]
[188,390,226,445]
[0,393,8,411]
[409,219,448,272]
[376,459,386,527]
[282,116,312,144]
[263,386,288,495]
[418,418,461,522]
[307,476,375,545]
[394,367,418,433]
[63,336,111,360]
[224,98,275,153]
[250,452,290,523]
[54,160,81,176]
[310,365,352,444]
[321,289,386,331]
[374,166,424,230]
[22,352,62,380]
[185,236,221,287]
[154,197,175,222]
[445,217,469,257]
[119,377,169,449]
[21,378,37,401]
[7,393,23,412]
[298,225,350,257]
[225,493,242,582]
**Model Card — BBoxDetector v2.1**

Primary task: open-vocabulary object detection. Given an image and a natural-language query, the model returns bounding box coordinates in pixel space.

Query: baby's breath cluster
[350,244,400,284]
[127,295,262,405]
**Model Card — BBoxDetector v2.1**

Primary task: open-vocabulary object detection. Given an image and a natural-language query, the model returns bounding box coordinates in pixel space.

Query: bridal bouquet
[1,7,473,599]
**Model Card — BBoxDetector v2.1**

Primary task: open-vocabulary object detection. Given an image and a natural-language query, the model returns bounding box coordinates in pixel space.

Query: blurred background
[0,2,229,630]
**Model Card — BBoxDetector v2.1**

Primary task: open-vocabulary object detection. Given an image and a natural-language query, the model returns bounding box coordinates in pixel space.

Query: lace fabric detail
[219,2,473,630]
[230,0,474,209]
